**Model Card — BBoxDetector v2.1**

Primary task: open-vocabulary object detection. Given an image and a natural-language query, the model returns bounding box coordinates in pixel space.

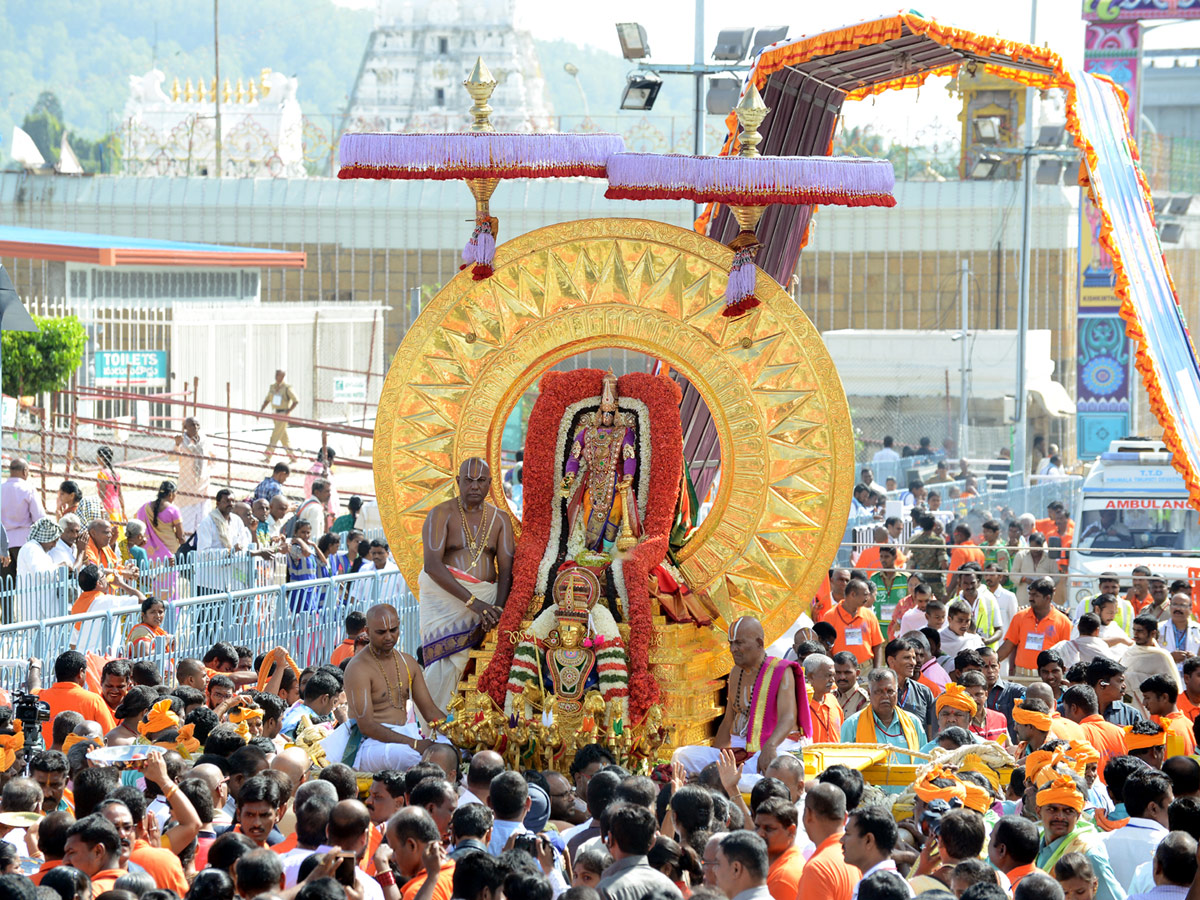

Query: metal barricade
[0,567,421,695]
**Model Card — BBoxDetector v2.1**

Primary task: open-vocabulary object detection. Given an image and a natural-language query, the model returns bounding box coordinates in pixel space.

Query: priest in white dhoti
[418,458,514,715]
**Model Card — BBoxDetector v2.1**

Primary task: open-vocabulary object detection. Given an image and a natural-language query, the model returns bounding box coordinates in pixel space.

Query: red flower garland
[478,369,685,727]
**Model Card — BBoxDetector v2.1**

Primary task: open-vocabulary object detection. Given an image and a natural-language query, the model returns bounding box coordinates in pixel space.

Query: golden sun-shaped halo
[373,217,853,646]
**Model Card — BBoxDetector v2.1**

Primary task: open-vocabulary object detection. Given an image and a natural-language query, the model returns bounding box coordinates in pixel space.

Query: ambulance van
[1068,438,1200,610]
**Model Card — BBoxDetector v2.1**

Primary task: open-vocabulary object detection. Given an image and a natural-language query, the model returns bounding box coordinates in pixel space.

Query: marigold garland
[478,369,684,724]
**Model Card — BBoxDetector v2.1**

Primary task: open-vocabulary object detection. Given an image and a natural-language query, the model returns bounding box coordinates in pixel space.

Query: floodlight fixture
[1035,158,1065,185]
[751,26,789,57]
[1160,223,1184,243]
[973,117,1000,145]
[1153,194,1171,215]
[620,71,663,111]
[969,154,1002,180]
[706,77,743,115]
[616,23,651,61]
[1037,123,1066,148]
[712,27,755,62]
[1168,195,1193,216]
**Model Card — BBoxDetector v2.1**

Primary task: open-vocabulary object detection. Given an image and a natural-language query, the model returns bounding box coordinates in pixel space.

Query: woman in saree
[96,446,126,522]
[135,481,185,598]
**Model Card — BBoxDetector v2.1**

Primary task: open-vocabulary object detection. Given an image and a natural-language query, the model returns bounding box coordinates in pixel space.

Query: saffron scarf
[855,705,922,749]
[745,657,811,752]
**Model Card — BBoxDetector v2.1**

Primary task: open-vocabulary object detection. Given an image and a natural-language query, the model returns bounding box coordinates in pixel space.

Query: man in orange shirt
[996,578,1072,676]
[389,807,456,900]
[331,611,368,667]
[1126,566,1153,613]
[754,797,804,900]
[813,568,851,623]
[1035,501,1075,575]
[62,814,126,893]
[36,650,117,745]
[1179,659,1200,722]
[1064,683,1129,778]
[84,518,143,599]
[947,524,985,595]
[987,815,1040,891]
[841,804,906,900]
[821,578,884,668]
[803,653,843,743]
[798,782,859,900]
[1141,674,1197,758]
[855,527,906,575]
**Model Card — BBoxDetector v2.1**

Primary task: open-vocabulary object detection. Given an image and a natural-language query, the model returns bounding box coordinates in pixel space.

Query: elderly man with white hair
[50,513,84,568]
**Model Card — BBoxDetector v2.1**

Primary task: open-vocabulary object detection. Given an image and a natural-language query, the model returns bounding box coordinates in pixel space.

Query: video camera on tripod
[11,691,49,773]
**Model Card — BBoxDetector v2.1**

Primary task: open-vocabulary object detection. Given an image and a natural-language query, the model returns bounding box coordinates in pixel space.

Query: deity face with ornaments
[558,617,585,650]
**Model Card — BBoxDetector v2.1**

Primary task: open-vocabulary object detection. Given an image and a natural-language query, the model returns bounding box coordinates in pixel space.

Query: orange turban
[1012,699,1053,732]
[960,754,1001,791]
[1067,739,1100,766]
[936,683,978,717]
[176,723,201,757]
[959,780,992,813]
[234,720,250,741]
[0,722,22,772]
[915,766,968,803]
[61,732,87,755]
[1037,774,1085,812]
[138,699,180,737]
[1025,746,1069,787]
[1124,726,1167,752]
[229,707,264,724]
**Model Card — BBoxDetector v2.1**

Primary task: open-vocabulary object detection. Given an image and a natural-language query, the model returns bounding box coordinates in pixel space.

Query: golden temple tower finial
[234,77,245,104]
[464,57,497,133]
[259,68,272,98]
[171,77,181,102]
[735,83,769,159]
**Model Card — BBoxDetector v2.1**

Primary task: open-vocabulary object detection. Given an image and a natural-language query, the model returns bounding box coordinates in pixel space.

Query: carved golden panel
[374,217,853,651]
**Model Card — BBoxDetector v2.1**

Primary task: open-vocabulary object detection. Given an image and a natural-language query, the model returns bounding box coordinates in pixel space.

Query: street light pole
[214,0,222,177]
[1013,0,1037,481]
[960,259,971,461]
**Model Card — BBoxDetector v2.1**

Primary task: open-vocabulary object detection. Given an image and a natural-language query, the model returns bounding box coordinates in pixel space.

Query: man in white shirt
[873,436,900,464]
[17,517,62,580]
[841,805,915,900]
[351,540,403,605]
[1010,533,1057,605]
[325,799,385,900]
[1,458,44,579]
[50,514,83,568]
[1127,831,1198,900]
[1158,593,1200,671]
[1103,768,1173,884]
[195,489,252,594]
[279,783,338,887]
[983,565,1019,636]
[296,479,331,537]
[175,417,210,534]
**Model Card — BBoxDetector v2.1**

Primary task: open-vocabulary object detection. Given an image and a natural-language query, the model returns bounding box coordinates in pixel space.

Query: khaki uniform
[264,381,299,453]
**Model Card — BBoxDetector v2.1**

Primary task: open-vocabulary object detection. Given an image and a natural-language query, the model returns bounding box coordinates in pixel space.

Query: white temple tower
[343,0,553,133]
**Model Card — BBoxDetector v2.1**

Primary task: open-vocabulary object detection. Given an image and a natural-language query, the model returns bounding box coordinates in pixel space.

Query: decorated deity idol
[561,371,641,554]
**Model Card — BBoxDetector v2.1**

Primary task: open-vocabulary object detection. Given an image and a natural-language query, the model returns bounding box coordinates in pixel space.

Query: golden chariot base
[451,614,726,771]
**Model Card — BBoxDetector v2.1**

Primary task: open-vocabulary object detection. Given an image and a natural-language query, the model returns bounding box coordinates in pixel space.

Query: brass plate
[374,217,853,650]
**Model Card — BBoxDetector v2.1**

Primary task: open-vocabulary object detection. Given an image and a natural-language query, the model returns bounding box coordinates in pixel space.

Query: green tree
[21,93,64,165]
[1,315,87,398]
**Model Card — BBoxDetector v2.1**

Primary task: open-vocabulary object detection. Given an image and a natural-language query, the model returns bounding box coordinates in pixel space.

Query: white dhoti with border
[322,720,452,773]
[417,569,496,715]
[672,734,804,793]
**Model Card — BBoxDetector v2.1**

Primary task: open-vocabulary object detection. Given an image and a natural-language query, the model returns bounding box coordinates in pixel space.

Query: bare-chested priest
[325,603,447,770]
[419,457,514,712]
[672,616,810,791]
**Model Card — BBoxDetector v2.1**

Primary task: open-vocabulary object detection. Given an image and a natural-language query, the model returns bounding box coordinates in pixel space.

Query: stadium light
[712,28,755,61]
[1035,158,1064,185]
[706,77,743,115]
[751,27,789,57]
[620,71,663,111]
[1168,195,1193,216]
[973,117,1001,145]
[1160,223,1184,243]
[1037,124,1066,147]
[969,154,1002,180]
[1153,195,1171,215]
[616,23,651,60]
